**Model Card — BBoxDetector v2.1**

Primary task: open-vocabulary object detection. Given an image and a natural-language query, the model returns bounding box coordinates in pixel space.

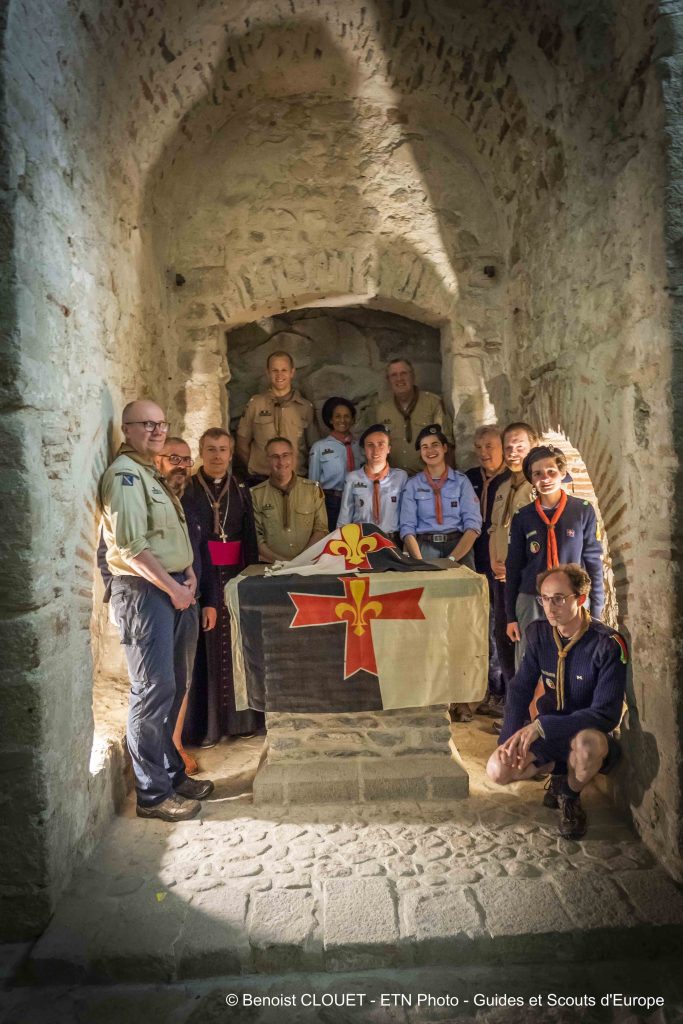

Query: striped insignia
[611,634,629,664]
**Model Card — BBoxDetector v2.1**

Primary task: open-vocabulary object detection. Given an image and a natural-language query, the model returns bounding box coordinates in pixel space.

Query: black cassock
[183,468,264,744]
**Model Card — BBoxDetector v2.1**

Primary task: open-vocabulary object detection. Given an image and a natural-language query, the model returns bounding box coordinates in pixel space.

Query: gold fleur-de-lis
[335,578,383,636]
[329,523,378,566]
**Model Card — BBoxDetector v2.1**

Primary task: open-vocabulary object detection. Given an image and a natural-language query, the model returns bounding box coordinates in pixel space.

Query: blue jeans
[111,575,199,807]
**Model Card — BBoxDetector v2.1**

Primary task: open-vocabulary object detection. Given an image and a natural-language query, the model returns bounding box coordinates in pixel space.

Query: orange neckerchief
[330,431,356,472]
[364,464,390,522]
[423,469,449,525]
[534,489,568,568]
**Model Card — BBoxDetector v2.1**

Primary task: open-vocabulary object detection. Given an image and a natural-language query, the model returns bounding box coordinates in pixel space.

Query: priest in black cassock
[183,427,264,746]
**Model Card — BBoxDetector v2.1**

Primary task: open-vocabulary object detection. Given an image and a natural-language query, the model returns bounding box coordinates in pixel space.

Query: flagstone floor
[4,718,683,1023]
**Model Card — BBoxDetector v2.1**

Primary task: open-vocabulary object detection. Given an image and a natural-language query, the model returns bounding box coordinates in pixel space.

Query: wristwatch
[448,555,457,562]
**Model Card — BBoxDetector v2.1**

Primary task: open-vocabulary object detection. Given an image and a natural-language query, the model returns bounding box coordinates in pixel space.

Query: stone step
[25,862,683,986]
[253,754,469,803]
[7,959,683,1023]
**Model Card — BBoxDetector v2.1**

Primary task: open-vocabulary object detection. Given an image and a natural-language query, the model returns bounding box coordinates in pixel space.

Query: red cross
[288,576,425,678]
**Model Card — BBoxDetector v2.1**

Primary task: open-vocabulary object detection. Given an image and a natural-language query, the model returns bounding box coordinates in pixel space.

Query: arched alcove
[2,0,682,941]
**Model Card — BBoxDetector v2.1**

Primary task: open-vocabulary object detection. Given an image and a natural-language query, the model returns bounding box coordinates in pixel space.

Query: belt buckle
[432,533,446,543]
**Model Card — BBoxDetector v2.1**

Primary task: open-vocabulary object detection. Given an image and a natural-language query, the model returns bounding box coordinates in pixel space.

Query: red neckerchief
[423,469,448,525]
[364,464,390,522]
[330,431,355,472]
[534,489,568,568]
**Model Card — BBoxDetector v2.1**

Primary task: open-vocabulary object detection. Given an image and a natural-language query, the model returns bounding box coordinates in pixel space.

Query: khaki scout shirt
[488,474,534,569]
[237,389,317,476]
[376,389,454,475]
[99,452,194,576]
[251,476,328,560]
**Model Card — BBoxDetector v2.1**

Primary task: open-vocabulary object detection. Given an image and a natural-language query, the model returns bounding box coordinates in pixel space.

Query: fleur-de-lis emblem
[328,523,378,567]
[334,578,383,636]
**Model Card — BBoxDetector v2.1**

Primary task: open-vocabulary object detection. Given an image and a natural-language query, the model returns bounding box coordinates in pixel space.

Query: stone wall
[2,0,683,938]
[226,307,442,437]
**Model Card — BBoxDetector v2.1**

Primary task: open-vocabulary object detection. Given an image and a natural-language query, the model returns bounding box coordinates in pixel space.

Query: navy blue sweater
[505,496,604,621]
[466,467,509,576]
[498,617,627,747]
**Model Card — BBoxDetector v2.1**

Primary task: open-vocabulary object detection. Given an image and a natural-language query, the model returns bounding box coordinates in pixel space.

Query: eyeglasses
[123,420,170,433]
[536,593,577,607]
[163,455,194,466]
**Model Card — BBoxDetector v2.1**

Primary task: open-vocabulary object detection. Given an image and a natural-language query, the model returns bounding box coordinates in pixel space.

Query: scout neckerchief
[269,474,296,529]
[501,472,526,529]
[330,431,356,472]
[394,387,420,443]
[478,463,505,517]
[534,489,568,569]
[423,468,448,525]
[117,444,185,522]
[270,389,294,435]
[196,468,232,540]
[553,606,591,710]
[364,464,390,522]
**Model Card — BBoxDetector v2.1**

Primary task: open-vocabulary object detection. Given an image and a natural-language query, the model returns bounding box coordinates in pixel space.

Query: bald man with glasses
[99,400,215,822]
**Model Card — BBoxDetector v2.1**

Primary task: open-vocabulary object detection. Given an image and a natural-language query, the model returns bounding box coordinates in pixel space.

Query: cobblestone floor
[4,718,683,1023]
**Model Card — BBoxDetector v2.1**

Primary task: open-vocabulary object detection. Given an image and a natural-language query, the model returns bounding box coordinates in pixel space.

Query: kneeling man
[486,563,627,839]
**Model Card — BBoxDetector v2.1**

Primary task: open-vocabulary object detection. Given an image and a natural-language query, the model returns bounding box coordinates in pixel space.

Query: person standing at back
[376,359,454,475]
[236,350,317,485]
[465,425,509,719]
[308,397,362,529]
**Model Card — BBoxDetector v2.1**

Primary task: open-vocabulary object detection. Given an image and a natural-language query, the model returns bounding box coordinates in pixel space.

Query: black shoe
[136,793,201,821]
[558,793,587,839]
[492,720,502,735]
[543,774,565,809]
[478,694,505,718]
[175,777,215,800]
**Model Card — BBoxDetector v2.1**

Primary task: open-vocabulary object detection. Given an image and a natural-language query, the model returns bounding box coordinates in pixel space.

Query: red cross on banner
[288,575,425,678]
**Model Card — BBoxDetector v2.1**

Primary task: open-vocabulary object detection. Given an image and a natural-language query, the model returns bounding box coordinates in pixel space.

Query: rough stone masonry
[1,0,683,941]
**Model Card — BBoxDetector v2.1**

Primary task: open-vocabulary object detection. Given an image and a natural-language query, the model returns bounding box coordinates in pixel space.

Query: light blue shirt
[399,469,482,539]
[308,436,363,491]
[338,467,408,534]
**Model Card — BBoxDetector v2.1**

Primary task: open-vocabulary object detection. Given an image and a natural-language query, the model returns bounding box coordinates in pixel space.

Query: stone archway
[3,0,683,943]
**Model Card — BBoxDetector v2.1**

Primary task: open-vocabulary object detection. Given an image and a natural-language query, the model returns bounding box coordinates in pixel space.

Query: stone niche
[226,307,443,434]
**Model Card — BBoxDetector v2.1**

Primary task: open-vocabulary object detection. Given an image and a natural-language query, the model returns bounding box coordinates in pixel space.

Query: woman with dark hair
[308,396,362,529]
[505,444,604,664]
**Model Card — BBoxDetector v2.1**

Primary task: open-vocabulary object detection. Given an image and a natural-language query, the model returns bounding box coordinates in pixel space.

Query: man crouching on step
[486,563,627,839]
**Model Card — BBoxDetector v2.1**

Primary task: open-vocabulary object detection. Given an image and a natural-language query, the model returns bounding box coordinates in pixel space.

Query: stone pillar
[252,706,468,804]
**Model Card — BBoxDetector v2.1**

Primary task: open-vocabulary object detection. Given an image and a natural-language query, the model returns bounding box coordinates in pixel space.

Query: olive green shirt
[237,389,317,476]
[251,476,328,560]
[99,452,194,576]
[376,389,454,475]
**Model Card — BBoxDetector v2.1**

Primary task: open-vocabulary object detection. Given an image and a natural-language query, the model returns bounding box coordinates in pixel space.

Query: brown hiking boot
[136,793,201,821]
[558,794,587,839]
[543,774,565,809]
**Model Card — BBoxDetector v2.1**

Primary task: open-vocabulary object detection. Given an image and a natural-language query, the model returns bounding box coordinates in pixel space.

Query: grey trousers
[111,575,199,807]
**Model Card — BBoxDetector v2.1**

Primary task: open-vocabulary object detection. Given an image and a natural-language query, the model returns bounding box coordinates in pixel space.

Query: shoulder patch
[610,634,629,664]
[116,472,137,486]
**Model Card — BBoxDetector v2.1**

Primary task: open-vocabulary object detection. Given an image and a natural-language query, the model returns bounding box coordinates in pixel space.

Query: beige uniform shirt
[488,475,535,569]
[251,476,328,561]
[99,453,194,576]
[237,389,317,476]
[376,389,454,475]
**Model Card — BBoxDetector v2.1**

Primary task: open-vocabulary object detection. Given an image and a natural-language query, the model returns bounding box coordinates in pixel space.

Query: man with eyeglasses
[486,563,628,840]
[376,358,454,475]
[99,401,215,822]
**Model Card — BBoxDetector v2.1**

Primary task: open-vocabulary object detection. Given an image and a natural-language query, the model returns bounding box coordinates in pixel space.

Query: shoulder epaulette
[610,633,629,664]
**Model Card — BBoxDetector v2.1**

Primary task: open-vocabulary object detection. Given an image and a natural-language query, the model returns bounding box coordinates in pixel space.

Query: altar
[225,526,488,804]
